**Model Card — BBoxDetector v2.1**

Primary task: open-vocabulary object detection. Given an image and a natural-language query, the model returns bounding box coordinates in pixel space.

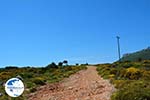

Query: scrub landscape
[0,47,150,100]
[0,0,150,100]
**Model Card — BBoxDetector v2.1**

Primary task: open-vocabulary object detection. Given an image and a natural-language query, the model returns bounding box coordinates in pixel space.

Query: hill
[120,47,150,62]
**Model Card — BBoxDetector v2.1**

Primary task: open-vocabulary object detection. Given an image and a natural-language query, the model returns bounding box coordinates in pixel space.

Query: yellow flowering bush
[124,67,141,80]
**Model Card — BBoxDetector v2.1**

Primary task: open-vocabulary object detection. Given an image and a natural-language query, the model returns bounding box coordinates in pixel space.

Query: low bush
[21,73,33,79]
[32,77,46,85]
[26,82,35,88]
[124,67,142,80]
[112,80,131,89]
[142,70,150,80]
[110,68,117,75]
[111,81,150,100]
[30,87,37,93]
[0,72,12,80]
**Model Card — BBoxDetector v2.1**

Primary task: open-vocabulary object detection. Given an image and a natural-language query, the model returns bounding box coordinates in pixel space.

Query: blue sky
[0,0,150,67]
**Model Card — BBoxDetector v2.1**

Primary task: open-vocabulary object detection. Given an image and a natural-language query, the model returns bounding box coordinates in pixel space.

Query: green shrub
[121,62,133,68]
[142,63,150,70]
[119,68,126,78]
[26,82,35,88]
[32,77,46,85]
[30,87,37,93]
[110,68,117,75]
[108,74,115,79]
[0,72,12,80]
[124,67,142,80]
[21,73,33,79]
[142,71,150,80]
[111,81,150,100]
[142,60,150,64]
[112,80,127,89]
[65,66,73,71]
[96,65,112,79]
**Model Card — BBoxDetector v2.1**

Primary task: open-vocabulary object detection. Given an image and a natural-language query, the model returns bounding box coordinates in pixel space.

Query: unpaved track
[28,66,115,100]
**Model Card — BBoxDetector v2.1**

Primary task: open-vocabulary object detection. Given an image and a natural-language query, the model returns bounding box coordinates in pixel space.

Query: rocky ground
[28,66,115,100]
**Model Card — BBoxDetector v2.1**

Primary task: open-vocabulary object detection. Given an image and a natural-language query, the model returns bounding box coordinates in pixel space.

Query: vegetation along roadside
[0,61,87,100]
[96,60,150,100]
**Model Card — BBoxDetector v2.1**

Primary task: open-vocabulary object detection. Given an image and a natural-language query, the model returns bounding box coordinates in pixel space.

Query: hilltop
[120,47,150,62]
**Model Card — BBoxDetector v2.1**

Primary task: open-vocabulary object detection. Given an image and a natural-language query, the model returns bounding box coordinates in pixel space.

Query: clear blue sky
[0,0,150,67]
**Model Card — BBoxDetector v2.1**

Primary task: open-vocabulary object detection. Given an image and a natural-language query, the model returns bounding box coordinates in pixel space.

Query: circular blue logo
[5,78,24,97]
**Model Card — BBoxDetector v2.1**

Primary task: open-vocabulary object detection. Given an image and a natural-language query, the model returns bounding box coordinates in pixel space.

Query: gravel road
[28,66,115,100]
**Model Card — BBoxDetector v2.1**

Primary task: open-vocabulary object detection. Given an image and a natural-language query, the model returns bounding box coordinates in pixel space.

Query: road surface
[28,66,115,100]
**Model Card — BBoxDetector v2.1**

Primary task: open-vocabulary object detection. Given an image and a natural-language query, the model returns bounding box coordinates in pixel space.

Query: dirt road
[28,66,115,100]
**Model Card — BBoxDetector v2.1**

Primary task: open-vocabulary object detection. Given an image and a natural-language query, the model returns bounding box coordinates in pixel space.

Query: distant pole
[116,36,121,61]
